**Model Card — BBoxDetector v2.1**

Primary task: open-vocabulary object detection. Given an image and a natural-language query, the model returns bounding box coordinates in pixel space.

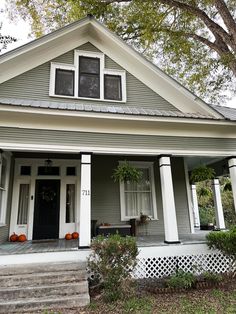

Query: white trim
[50,49,126,102]
[184,159,195,234]
[119,161,158,221]
[0,152,11,225]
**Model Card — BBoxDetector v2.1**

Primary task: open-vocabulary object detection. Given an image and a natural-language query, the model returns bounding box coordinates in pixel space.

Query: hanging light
[44,159,53,169]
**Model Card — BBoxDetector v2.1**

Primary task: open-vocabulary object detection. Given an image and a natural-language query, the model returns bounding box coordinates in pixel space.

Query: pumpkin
[72,232,79,239]
[65,233,72,240]
[18,234,27,242]
[10,232,18,242]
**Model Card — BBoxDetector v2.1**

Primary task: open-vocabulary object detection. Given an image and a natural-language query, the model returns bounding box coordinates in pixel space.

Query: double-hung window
[50,50,126,102]
[120,162,157,221]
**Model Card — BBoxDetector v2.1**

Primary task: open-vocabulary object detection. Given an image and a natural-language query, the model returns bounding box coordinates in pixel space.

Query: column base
[164,240,181,244]
[79,246,90,249]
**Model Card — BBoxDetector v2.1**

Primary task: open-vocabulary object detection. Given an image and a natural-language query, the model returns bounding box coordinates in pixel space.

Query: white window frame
[49,50,127,102]
[0,152,11,225]
[119,161,158,221]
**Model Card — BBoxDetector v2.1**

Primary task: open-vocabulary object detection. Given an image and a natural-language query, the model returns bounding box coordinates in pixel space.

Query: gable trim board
[0,17,223,118]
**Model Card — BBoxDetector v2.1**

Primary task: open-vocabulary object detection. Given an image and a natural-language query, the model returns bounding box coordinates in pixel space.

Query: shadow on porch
[0,230,210,256]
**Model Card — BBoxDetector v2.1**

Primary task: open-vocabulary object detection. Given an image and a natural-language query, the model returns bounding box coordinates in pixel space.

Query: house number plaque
[82,189,90,196]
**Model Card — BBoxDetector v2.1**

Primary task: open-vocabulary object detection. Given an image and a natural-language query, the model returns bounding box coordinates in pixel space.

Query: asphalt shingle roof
[211,105,236,121]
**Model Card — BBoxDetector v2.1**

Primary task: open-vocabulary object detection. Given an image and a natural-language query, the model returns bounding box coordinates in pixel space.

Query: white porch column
[212,179,225,230]
[229,158,236,212]
[190,185,200,229]
[79,153,91,248]
[159,156,180,243]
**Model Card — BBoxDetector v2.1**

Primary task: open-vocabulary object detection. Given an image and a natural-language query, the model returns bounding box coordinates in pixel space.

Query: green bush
[88,234,138,302]
[199,207,215,226]
[167,270,196,290]
[203,271,222,283]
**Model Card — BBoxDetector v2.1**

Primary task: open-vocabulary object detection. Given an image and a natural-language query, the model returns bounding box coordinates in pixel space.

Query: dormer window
[50,50,126,102]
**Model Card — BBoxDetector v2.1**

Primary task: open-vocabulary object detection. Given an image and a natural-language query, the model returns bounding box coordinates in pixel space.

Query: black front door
[33,180,60,240]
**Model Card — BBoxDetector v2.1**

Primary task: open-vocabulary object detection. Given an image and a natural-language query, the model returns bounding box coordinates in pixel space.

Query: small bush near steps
[87,234,138,302]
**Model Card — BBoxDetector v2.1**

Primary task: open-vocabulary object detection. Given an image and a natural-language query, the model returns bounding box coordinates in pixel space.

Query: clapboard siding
[0,43,177,111]
[0,127,236,153]
[91,156,190,235]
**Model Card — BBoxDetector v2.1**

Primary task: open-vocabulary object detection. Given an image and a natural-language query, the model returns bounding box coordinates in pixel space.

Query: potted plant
[112,161,142,183]
[139,212,151,225]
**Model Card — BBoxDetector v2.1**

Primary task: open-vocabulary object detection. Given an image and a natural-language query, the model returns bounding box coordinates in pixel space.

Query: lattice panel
[133,253,232,279]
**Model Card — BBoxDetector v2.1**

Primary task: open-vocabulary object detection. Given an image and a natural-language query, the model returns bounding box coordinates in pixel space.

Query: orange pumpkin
[18,234,27,242]
[65,233,72,240]
[72,232,79,239]
[10,232,18,242]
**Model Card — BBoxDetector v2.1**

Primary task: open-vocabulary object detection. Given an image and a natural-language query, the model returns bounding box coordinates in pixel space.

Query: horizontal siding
[0,127,236,153]
[92,156,190,236]
[0,43,176,111]
[0,225,9,243]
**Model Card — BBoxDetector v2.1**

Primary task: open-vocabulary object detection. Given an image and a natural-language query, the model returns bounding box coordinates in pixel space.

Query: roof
[0,17,223,119]
[0,98,220,120]
[212,105,236,121]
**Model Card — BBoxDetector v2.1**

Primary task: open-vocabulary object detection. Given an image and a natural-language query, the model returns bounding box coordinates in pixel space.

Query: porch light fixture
[44,159,53,169]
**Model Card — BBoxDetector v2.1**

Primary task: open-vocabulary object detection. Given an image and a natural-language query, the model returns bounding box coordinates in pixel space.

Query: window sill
[49,94,127,103]
[0,224,7,228]
[121,218,159,222]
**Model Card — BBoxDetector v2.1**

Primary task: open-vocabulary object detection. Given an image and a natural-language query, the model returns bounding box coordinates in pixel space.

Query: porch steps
[0,261,90,313]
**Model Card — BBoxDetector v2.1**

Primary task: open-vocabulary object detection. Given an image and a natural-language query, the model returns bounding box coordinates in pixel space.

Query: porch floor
[0,230,209,256]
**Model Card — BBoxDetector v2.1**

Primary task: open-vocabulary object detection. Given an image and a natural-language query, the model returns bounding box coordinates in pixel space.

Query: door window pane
[38,167,60,176]
[17,184,30,224]
[66,184,75,223]
[55,69,74,96]
[20,166,31,176]
[104,75,122,100]
[66,167,76,176]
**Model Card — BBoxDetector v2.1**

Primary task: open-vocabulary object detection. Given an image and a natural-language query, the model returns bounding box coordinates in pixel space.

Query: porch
[0,230,209,256]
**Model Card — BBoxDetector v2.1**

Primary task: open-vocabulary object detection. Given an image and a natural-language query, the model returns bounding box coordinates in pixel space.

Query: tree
[0,10,16,53]
[7,0,236,103]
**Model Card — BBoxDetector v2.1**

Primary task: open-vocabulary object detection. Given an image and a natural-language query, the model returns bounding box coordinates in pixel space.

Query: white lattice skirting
[133,244,232,279]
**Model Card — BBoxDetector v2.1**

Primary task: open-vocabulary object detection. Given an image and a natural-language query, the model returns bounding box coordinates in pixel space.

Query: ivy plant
[112,161,142,183]
[190,165,215,184]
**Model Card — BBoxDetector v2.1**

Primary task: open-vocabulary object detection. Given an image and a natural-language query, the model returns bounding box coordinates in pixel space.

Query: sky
[0,0,235,108]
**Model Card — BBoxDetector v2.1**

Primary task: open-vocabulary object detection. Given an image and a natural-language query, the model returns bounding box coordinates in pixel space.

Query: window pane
[80,57,100,74]
[38,167,60,176]
[66,184,75,223]
[55,69,74,96]
[79,74,100,98]
[66,167,76,176]
[21,166,31,176]
[104,75,122,100]
[125,192,153,217]
[17,184,29,224]
[124,168,151,191]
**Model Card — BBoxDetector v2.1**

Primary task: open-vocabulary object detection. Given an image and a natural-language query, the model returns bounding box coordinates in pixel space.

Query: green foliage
[206,227,236,259]
[190,165,215,183]
[88,234,138,302]
[203,271,222,284]
[123,296,153,313]
[8,0,236,103]
[112,161,142,183]
[0,11,16,53]
[167,270,196,290]
[199,207,215,226]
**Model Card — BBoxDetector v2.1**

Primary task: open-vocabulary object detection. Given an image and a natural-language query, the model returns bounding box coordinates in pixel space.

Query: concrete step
[0,269,87,287]
[0,294,90,313]
[0,261,87,276]
[0,281,89,301]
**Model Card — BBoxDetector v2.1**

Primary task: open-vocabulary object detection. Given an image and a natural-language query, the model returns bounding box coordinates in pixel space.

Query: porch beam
[159,156,180,243]
[79,153,92,248]
[212,179,225,230]
[228,158,236,212]
[190,184,200,229]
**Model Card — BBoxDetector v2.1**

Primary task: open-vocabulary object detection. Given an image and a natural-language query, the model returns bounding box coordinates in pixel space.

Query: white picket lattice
[133,253,231,279]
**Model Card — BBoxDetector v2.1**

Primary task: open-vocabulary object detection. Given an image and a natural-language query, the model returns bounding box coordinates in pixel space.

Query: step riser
[0,294,90,313]
[0,262,87,276]
[0,283,89,301]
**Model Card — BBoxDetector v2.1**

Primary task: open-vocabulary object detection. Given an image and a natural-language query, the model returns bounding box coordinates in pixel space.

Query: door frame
[10,158,80,240]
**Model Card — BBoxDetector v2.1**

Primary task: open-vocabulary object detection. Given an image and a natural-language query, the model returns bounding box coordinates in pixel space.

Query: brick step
[0,261,87,276]
[0,269,87,287]
[0,281,88,301]
[0,294,90,313]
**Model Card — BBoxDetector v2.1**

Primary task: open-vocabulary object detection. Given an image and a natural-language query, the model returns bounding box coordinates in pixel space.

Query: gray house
[0,16,236,253]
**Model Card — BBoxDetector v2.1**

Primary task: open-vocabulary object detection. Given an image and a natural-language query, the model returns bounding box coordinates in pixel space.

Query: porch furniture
[97,224,132,236]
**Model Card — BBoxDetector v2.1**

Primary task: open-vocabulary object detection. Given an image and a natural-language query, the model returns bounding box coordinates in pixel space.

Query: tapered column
[229,158,236,212]
[79,153,91,248]
[212,179,225,230]
[159,156,180,243]
[191,185,200,229]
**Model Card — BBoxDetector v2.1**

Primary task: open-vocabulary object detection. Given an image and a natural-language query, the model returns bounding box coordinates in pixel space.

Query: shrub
[88,234,138,302]
[203,271,222,283]
[167,270,196,290]
[207,228,236,274]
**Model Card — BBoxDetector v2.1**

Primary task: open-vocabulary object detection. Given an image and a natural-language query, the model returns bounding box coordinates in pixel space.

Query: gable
[0,42,178,112]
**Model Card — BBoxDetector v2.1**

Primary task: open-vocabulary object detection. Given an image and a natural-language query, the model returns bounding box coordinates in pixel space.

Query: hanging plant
[112,161,142,183]
[190,165,215,184]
